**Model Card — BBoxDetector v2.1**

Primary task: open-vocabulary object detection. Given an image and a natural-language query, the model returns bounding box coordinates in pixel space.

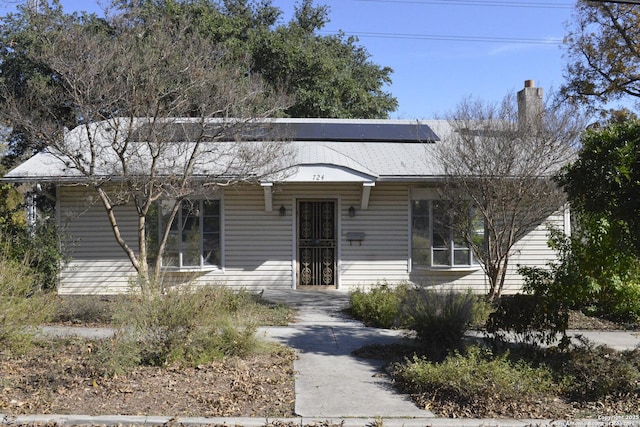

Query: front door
[297,200,336,287]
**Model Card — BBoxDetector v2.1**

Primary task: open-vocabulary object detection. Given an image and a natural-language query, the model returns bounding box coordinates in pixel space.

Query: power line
[321,30,562,45]
[354,0,573,9]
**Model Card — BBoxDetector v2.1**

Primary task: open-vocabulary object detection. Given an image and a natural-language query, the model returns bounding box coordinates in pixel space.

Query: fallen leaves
[0,339,296,418]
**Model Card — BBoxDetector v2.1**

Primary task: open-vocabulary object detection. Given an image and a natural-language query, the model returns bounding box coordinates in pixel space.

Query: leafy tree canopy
[562,1,640,112]
[556,119,640,255]
[131,0,398,118]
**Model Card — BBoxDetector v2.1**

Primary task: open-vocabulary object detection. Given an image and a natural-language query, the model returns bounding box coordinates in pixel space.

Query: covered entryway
[297,200,337,287]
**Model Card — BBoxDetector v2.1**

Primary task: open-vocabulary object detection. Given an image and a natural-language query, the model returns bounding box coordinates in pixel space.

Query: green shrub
[349,283,407,328]
[398,288,490,351]
[596,276,640,324]
[525,221,640,325]
[100,285,260,372]
[4,220,66,292]
[0,238,55,353]
[392,346,557,414]
[486,294,569,347]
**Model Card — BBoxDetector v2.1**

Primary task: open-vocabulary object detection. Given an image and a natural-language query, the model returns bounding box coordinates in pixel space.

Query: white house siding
[338,182,411,288]
[503,209,567,294]
[192,184,294,290]
[57,186,139,295]
[55,183,566,295]
[409,209,567,295]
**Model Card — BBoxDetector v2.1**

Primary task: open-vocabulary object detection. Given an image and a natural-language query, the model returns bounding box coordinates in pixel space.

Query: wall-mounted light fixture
[348,206,356,217]
[279,205,286,216]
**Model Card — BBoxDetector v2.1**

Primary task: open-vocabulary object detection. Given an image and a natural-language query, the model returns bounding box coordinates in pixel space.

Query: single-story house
[2,82,570,295]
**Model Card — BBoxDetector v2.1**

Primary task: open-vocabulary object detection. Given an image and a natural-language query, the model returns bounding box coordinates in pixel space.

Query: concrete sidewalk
[8,413,640,427]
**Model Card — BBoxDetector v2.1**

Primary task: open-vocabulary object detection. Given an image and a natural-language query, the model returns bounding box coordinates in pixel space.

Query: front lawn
[0,288,298,418]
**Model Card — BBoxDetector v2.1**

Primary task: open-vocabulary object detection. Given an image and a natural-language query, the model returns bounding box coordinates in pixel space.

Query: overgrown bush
[95,285,261,374]
[398,288,491,351]
[0,186,66,291]
[519,223,640,325]
[391,346,558,416]
[596,277,640,324]
[486,294,569,347]
[0,238,55,353]
[349,283,407,328]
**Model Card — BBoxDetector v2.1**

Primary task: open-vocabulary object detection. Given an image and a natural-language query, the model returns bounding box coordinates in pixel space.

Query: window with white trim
[411,200,483,268]
[148,199,221,269]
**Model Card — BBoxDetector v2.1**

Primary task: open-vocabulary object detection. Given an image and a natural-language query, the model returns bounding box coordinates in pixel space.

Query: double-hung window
[148,199,221,270]
[411,199,483,268]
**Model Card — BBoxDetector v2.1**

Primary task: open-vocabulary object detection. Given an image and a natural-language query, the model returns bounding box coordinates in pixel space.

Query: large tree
[436,90,584,300]
[112,0,398,119]
[250,0,397,118]
[562,0,640,111]
[0,2,293,289]
[556,118,640,255]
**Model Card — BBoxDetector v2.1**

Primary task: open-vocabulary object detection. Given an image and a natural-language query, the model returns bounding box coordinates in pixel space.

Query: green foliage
[557,119,640,254]
[252,24,397,118]
[398,288,491,351]
[0,0,397,167]
[348,285,490,353]
[486,294,569,347]
[392,346,557,411]
[1,214,66,292]
[0,236,55,353]
[0,183,27,230]
[0,168,65,291]
[597,277,640,324]
[15,220,66,291]
[94,286,262,374]
[0,4,81,165]
[392,340,640,416]
[348,283,406,328]
[517,221,640,325]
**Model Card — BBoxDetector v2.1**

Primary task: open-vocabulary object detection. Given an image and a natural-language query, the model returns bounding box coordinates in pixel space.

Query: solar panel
[133,119,440,143]
[282,121,439,143]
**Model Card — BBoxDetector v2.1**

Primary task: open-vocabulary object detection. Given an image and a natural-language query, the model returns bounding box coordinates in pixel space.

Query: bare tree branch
[435,90,585,300]
[1,6,294,290]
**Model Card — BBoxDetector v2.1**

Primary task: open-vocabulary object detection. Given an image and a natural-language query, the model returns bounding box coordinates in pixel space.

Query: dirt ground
[0,339,296,418]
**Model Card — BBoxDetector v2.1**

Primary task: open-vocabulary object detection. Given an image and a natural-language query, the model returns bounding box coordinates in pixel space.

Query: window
[411,200,483,268]
[147,199,221,269]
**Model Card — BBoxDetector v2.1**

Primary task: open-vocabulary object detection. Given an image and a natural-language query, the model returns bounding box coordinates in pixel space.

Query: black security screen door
[298,201,336,286]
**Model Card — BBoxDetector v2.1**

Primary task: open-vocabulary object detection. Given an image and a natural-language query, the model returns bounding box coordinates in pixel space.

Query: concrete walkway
[258,288,432,419]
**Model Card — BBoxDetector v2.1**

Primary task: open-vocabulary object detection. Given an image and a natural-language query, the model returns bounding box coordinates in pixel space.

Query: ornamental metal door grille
[298,201,336,286]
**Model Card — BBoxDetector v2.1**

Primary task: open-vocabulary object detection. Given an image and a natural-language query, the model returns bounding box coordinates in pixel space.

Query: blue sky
[2,0,576,119]
[311,0,574,119]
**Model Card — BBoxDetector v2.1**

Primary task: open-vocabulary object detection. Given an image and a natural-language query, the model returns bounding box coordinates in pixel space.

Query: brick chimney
[517,79,543,130]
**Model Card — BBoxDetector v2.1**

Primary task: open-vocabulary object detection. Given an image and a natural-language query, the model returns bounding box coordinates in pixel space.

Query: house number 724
[312,175,325,181]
